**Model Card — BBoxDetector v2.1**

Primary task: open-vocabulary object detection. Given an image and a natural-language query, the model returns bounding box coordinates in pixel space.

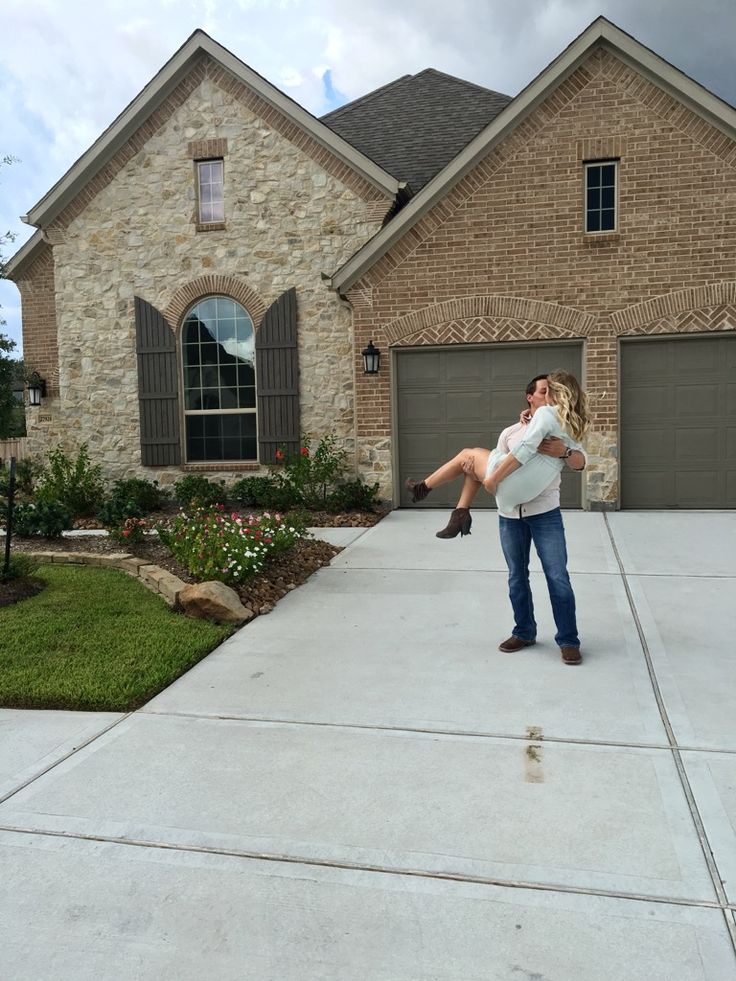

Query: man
[472,374,586,665]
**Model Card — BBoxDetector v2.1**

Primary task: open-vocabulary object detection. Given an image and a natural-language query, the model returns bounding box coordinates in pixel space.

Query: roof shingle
[321,68,511,193]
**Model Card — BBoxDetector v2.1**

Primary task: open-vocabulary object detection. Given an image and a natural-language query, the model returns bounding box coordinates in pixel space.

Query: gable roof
[330,16,736,294]
[17,29,401,237]
[322,69,511,193]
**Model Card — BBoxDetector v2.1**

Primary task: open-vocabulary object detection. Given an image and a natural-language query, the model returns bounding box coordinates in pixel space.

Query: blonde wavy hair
[546,370,590,442]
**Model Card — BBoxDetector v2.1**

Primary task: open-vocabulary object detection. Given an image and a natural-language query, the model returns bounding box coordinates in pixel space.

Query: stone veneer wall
[347,47,736,505]
[22,65,391,484]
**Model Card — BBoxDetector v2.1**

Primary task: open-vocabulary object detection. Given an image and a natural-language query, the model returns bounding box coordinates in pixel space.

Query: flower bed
[158,506,304,586]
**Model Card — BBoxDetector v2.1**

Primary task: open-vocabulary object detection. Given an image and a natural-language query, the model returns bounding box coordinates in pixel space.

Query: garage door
[396,343,583,508]
[620,334,736,508]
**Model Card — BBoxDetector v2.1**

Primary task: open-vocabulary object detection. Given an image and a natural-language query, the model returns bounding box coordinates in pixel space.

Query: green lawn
[0,565,233,712]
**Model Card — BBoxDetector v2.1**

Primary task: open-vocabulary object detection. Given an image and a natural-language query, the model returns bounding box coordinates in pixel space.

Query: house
[7,17,736,510]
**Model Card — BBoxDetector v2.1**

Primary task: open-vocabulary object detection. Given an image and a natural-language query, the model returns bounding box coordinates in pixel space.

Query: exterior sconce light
[27,372,47,406]
[361,340,381,375]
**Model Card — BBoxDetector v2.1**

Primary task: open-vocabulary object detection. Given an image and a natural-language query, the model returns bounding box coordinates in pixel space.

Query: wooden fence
[0,438,29,465]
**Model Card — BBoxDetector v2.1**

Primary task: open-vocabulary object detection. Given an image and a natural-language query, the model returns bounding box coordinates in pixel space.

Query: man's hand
[538,437,567,458]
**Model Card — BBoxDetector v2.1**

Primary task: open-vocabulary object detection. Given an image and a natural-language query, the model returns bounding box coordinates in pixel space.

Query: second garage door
[396,342,583,508]
[620,333,736,508]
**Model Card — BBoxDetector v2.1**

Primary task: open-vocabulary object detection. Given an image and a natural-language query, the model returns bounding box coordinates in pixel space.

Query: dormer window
[585,160,617,233]
[196,159,224,224]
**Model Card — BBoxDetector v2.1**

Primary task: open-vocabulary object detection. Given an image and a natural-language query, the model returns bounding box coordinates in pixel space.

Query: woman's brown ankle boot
[405,478,431,503]
[435,508,472,539]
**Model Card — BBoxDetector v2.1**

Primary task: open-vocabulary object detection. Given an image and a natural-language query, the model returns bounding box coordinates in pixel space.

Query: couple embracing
[406,371,590,666]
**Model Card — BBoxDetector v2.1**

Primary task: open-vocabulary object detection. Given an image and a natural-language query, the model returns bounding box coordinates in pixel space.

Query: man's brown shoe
[498,636,536,653]
[560,646,582,665]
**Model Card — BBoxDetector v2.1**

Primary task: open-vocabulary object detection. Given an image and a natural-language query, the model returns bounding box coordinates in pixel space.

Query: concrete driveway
[1,511,735,979]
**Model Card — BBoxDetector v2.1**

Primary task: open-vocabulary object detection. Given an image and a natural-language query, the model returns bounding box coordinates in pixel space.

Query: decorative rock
[179,580,254,624]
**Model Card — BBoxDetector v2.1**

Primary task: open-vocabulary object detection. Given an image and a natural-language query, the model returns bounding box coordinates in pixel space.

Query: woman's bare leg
[424,448,490,495]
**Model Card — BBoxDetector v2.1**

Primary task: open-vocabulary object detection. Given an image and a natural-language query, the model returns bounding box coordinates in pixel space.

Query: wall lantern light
[361,340,381,375]
[27,372,47,406]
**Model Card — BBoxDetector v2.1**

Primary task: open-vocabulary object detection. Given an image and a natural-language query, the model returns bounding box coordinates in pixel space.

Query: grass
[0,565,233,712]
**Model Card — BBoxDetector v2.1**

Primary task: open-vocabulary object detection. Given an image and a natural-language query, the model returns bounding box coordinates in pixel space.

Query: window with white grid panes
[196,159,224,224]
[182,297,257,461]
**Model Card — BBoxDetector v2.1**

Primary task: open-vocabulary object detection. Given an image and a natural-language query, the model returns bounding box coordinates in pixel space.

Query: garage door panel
[675,471,721,508]
[620,386,670,421]
[621,335,735,508]
[446,391,489,423]
[727,427,736,461]
[623,472,675,507]
[672,337,720,374]
[445,351,489,383]
[397,392,444,427]
[674,384,719,418]
[396,344,582,508]
[726,384,736,416]
[396,353,441,385]
[674,428,719,461]
[624,429,675,463]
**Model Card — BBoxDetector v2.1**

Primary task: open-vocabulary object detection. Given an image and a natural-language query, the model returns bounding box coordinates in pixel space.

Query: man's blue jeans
[498,507,580,649]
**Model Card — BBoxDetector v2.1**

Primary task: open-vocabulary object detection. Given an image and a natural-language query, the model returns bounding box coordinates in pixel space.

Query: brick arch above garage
[384,296,596,345]
[611,281,736,335]
[163,275,268,332]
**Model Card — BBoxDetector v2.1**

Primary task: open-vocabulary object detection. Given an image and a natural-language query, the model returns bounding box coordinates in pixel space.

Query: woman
[406,371,590,537]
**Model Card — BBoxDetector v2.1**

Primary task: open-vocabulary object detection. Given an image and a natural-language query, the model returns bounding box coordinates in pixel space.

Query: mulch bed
[1,507,388,614]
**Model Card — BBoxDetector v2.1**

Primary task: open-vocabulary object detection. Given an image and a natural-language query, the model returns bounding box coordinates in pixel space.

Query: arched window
[182,296,257,461]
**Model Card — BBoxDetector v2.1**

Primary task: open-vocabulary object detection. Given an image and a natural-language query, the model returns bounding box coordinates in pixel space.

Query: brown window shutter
[134,296,181,466]
[256,288,300,464]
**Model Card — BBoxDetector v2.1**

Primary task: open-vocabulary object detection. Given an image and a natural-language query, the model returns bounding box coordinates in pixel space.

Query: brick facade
[13,245,58,397]
[349,47,736,504]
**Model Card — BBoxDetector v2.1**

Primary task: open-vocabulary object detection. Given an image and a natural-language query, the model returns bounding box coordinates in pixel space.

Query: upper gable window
[196,160,224,224]
[585,161,617,233]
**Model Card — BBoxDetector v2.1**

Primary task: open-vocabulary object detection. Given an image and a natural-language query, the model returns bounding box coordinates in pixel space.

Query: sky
[2,0,736,355]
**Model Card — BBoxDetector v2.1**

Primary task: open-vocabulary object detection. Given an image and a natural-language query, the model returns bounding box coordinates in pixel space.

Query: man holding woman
[406,371,588,665]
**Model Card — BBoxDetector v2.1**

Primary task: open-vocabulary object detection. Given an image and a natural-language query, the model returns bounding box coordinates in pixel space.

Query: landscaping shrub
[173,474,228,509]
[12,500,71,538]
[1,553,39,583]
[98,477,170,526]
[158,505,303,585]
[108,516,149,546]
[326,478,381,513]
[230,475,299,511]
[36,444,104,517]
[271,433,348,508]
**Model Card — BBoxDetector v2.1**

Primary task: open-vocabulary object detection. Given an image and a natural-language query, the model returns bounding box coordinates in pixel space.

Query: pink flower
[300,447,309,457]
[275,449,284,461]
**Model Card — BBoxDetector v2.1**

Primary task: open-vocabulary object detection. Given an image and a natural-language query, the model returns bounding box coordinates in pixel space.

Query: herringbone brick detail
[611,282,736,333]
[384,296,595,344]
[624,304,736,336]
[393,318,581,347]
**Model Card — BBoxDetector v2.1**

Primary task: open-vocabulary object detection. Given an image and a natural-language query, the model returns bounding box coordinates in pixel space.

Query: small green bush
[173,474,228,509]
[230,475,299,511]
[108,516,149,546]
[326,478,381,513]
[271,433,348,508]
[1,553,40,583]
[12,500,72,537]
[36,444,105,518]
[98,478,170,526]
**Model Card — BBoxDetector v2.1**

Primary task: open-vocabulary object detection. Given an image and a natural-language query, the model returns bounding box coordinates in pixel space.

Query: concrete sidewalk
[1,511,735,979]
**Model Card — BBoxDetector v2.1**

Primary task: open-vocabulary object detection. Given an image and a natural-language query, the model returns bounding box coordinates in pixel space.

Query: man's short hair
[526,374,548,397]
